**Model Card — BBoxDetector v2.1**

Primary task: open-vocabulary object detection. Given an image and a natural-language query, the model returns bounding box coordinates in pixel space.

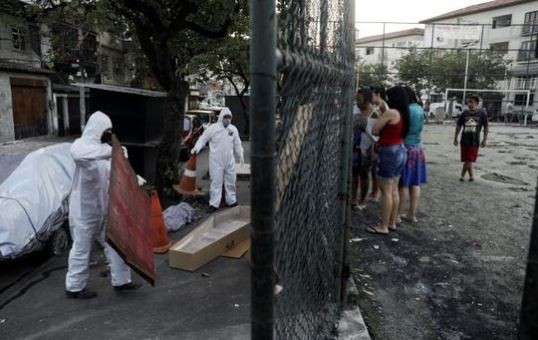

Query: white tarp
[0,143,75,259]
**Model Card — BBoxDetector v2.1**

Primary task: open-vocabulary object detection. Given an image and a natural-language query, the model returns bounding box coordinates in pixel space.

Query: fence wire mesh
[272,1,354,338]
[355,21,538,123]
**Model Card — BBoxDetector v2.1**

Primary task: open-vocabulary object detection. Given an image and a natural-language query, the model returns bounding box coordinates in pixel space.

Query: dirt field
[348,123,537,340]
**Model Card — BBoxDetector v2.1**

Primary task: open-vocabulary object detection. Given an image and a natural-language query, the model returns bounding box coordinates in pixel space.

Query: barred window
[11,27,26,51]
[492,15,511,29]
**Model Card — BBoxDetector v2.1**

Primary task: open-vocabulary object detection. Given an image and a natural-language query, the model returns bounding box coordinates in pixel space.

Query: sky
[355,0,493,38]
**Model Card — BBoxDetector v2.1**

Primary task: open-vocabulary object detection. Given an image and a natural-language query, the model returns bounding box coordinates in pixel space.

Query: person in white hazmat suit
[65,111,141,299]
[191,108,244,212]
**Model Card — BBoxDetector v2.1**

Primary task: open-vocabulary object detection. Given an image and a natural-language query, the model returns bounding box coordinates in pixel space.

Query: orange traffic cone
[173,155,203,196]
[150,190,171,253]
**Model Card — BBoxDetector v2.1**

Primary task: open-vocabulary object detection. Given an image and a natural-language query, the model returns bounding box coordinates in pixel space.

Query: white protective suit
[192,108,244,208]
[65,111,131,292]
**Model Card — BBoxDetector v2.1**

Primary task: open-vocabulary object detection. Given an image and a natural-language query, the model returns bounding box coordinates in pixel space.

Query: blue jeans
[377,144,407,179]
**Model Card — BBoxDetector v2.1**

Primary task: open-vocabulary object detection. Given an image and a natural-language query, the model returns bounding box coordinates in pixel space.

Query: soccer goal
[444,88,533,125]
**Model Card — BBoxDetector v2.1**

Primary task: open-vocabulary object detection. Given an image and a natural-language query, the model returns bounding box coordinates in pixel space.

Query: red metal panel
[107,136,155,285]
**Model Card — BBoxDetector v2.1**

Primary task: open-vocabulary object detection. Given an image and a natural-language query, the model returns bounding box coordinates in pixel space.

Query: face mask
[101,131,113,144]
[223,117,231,127]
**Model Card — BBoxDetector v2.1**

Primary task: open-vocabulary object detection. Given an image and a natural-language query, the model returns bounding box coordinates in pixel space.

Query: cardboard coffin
[169,206,250,271]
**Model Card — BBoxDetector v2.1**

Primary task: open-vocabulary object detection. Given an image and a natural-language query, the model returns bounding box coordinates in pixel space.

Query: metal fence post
[518,175,538,340]
[337,0,355,304]
[250,0,276,339]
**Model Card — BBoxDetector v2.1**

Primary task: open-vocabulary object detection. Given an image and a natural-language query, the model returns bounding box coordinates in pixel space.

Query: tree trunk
[156,78,188,199]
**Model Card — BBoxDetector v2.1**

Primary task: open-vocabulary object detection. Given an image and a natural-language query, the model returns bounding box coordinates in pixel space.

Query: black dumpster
[79,83,167,184]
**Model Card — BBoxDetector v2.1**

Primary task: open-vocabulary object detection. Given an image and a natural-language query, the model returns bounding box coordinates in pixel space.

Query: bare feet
[400,214,418,223]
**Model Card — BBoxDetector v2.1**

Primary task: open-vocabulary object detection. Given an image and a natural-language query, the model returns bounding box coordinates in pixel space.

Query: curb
[337,277,371,340]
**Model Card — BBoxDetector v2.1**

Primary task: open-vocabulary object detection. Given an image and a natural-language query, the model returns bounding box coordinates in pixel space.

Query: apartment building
[0,0,54,142]
[356,28,424,84]
[421,0,538,112]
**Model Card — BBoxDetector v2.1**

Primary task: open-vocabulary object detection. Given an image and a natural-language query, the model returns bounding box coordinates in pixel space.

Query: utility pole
[77,27,86,131]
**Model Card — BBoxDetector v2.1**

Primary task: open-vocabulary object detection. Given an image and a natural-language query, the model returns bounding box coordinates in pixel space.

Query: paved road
[349,123,537,340]
[0,138,251,339]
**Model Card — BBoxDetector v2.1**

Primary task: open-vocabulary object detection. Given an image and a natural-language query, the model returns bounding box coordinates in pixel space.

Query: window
[113,56,123,78]
[366,47,374,55]
[514,93,534,106]
[101,54,110,74]
[492,15,511,29]
[523,11,538,35]
[518,41,537,61]
[11,27,26,51]
[490,42,509,54]
[516,76,537,89]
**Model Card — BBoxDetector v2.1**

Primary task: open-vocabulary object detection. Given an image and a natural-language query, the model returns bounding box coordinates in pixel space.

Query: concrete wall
[0,73,15,143]
[0,72,53,143]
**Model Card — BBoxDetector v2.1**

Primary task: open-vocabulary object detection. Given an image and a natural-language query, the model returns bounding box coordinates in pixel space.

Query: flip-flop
[366,226,389,235]
[389,224,397,231]
[400,214,418,223]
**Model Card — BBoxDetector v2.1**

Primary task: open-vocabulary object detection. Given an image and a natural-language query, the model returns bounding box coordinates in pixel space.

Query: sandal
[366,226,389,235]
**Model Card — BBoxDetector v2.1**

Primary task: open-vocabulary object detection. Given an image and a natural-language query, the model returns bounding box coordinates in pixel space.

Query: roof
[0,61,54,75]
[0,0,28,17]
[421,0,534,23]
[72,83,167,98]
[356,28,424,45]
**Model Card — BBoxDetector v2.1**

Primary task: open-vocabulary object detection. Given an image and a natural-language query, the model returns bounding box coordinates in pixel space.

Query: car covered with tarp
[0,143,75,259]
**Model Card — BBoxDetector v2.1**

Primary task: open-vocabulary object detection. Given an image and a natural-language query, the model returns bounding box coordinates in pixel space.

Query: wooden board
[107,136,155,285]
[221,239,250,258]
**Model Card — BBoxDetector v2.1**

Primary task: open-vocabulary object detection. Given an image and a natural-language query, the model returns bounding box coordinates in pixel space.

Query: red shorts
[460,145,479,162]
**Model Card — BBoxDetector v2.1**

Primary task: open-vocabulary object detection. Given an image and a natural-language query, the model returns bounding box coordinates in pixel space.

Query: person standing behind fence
[398,87,427,224]
[351,104,364,207]
[355,87,379,210]
[453,95,488,182]
[367,86,409,235]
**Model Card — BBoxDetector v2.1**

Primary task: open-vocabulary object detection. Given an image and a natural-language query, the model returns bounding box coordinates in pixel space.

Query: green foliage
[358,62,389,87]
[396,48,511,96]
[186,0,249,94]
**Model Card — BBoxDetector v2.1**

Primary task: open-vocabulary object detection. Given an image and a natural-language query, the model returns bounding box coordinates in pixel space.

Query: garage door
[10,78,48,139]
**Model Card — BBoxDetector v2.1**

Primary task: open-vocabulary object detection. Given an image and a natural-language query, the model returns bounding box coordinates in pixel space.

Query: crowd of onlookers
[352,85,489,235]
[352,85,427,235]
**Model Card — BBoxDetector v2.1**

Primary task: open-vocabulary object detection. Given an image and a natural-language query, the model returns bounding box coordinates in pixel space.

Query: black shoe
[207,206,219,213]
[66,288,97,299]
[226,202,238,208]
[469,177,474,182]
[459,178,464,182]
[113,282,142,292]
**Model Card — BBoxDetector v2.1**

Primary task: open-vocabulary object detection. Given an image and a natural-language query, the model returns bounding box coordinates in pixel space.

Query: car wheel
[46,225,71,256]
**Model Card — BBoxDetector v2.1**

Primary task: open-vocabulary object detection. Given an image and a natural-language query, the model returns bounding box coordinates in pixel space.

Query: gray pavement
[0,138,251,340]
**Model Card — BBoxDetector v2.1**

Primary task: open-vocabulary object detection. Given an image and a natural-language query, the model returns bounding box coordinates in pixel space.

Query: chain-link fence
[250,0,355,339]
[355,21,538,124]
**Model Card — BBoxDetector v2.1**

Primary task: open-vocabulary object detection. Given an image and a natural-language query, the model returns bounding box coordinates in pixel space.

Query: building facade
[356,28,424,85]
[421,0,538,113]
[0,2,54,142]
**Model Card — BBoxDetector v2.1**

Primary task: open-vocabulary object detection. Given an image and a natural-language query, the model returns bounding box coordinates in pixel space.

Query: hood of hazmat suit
[69,111,113,225]
[193,107,244,167]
